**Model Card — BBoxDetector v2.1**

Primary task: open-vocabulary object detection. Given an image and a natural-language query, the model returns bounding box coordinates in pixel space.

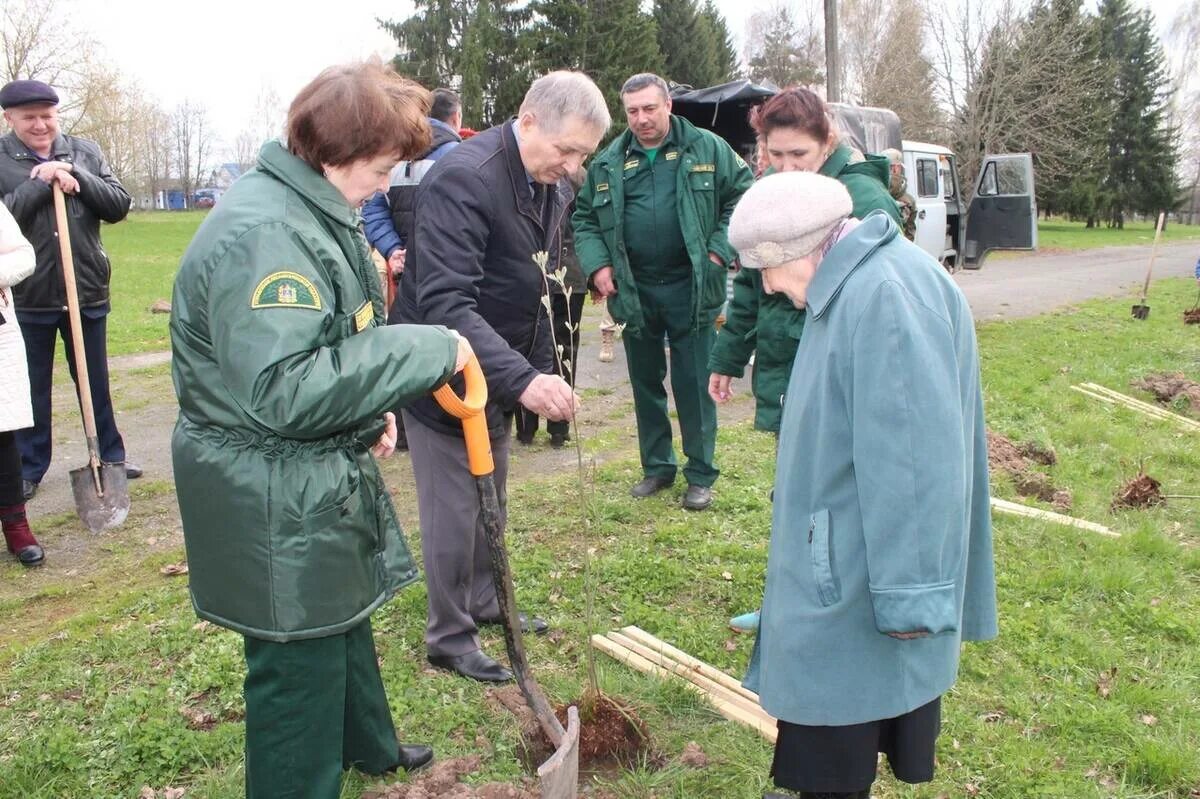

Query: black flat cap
[0,80,59,109]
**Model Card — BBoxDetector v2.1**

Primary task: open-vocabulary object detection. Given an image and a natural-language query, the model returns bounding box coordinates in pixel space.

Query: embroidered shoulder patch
[353,301,374,332]
[665,151,679,160]
[690,163,716,173]
[734,153,747,168]
[251,271,322,311]
[623,159,640,171]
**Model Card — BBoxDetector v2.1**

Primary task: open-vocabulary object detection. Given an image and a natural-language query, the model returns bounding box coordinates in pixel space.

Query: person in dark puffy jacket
[0,79,139,500]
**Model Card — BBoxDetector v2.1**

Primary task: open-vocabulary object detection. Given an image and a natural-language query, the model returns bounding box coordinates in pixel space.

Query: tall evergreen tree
[745,6,823,88]
[698,1,740,83]
[1096,0,1179,227]
[654,0,710,88]
[526,0,663,121]
[381,0,530,128]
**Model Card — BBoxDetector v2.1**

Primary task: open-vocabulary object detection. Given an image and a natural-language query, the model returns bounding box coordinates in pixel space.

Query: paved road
[23,240,1200,522]
[954,241,1198,320]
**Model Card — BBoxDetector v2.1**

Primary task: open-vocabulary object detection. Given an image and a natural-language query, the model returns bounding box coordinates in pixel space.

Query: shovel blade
[69,462,130,532]
[537,704,580,799]
[1132,304,1150,320]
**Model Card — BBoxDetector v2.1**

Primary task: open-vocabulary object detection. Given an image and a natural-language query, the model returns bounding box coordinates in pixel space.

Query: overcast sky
[70,0,1188,157]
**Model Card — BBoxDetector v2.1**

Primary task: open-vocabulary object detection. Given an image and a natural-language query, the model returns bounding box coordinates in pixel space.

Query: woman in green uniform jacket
[708,87,901,633]
[170,63,471,799]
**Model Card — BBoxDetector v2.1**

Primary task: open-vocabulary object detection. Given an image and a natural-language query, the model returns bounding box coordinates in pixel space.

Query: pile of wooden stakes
[1071,383,1200,432]
[590,626,777,741]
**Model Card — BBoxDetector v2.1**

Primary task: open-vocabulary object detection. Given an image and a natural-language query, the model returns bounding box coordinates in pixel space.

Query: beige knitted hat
[729,171,853,270]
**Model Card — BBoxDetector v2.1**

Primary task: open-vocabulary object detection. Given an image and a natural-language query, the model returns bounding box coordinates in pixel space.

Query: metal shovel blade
[537,705,580,798]
[69,462,130,532]
[1132,304,1150,320]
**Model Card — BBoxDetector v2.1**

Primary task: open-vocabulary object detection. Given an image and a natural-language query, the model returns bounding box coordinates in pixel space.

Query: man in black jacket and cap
[395,71,609,683]
[0,79,139,501]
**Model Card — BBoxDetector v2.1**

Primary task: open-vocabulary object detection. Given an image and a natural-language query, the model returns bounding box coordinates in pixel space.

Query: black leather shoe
[396,743,434,772]
[124,462,143,479]
[478,611,549,635]
[682,484,713,511]
[14,543,44,567]
[630,475,674,498]
[21,480,38,501]
[549,431,568,449]
[428,650,514,683]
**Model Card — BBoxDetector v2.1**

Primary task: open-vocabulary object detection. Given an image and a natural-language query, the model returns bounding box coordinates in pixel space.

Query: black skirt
[770,696,942,794]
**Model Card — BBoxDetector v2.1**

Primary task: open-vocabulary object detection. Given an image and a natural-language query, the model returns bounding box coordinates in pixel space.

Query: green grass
[4,264,1200,795]
[103,211,207,356]
[1035,217,1200,251]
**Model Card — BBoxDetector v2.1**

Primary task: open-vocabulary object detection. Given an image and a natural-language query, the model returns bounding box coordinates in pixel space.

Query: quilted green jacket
[170,141,458,641]
[708,146,901,431]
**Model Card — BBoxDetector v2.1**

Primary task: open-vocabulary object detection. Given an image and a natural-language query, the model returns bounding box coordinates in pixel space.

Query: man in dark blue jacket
[395,71,609,683]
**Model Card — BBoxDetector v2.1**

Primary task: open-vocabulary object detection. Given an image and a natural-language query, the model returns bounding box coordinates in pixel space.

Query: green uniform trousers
[623,273,719,488]
[243,619,401,798]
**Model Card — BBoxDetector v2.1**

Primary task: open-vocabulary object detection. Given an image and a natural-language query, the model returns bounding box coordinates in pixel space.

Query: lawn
[1036,217,1200,251]
[2,274,1199,797]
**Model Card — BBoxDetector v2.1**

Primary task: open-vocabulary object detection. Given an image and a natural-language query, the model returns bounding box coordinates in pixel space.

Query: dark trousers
[624,275,718,487]
[516,292,585,440]
[15,313,125,483]
[0,431,23,506]
[403,411,509,657]
[243,619,400,799]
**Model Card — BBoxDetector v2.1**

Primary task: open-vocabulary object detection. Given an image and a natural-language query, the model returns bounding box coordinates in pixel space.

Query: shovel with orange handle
[433,354,580,797]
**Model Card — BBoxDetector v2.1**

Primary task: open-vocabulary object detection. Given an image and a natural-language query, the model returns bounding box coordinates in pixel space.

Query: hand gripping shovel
[1131,212,1166,320]
[433,355,580,798]
[53,183,129,531]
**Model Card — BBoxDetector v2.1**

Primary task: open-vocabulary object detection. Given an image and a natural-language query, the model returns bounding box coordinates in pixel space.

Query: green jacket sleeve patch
[251,270,323,310]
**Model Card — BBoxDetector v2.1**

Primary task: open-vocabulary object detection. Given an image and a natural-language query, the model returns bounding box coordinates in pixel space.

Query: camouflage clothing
[890,171,917,241]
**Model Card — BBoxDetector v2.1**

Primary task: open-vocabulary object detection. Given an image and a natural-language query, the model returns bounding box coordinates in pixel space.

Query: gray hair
[519,71,611,134]
[620,73,670,100]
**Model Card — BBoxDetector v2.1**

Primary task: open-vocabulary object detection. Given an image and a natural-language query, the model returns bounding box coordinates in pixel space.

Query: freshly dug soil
[1112,472,1164,511]
[1183,307,1200,324]
[987,430,1065,506]
[1132,372,1200,414]
[361,755,539,799]
[556,693,652,769]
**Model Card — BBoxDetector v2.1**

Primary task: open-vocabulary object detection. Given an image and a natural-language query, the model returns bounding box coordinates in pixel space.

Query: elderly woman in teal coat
[728,171,998,799]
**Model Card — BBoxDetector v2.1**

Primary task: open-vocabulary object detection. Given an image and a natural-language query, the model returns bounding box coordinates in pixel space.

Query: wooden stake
[620,626,760,704]
[990,497,1118,537]
[590,634,778,742]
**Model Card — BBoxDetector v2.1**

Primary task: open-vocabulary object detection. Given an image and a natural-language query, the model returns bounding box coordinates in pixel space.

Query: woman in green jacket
[171,63,471,798]
[708,88,901,633]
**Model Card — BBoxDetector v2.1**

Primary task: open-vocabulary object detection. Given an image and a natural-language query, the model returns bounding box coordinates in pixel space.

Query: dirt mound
[558,693,652,769]
[1131,372,1200,414]
[987,430,1067,508]
[1112,472,1163,511]
[1183,307,1200,325]
[361,755,539,799]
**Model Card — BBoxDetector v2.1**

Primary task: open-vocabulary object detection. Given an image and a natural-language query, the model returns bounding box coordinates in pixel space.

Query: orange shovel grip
[432,353,494,476]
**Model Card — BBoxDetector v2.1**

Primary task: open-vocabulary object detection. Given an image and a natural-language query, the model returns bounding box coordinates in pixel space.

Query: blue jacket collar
[805,212,898,320]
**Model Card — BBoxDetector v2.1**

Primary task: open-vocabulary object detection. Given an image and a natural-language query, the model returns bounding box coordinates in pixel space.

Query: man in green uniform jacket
[574,73,753,510]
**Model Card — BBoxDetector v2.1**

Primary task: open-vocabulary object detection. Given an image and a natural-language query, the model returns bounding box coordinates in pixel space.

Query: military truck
[669,80,1038,270]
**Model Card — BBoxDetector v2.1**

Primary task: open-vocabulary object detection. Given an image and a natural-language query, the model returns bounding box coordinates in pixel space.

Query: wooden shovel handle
[1139,212,1166,302]
[432,353,494,476]
[53,184,100,450]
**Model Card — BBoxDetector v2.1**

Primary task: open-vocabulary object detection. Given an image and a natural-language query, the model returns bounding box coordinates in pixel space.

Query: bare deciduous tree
[1167,0,1200,223]
[173,100,214,207]
[928,0,1108,202]
[743,2,824,88]
[839,0,943,142]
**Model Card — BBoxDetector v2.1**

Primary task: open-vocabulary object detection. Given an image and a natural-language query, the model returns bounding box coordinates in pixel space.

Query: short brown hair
[287,61,432,170]
[750,87,833,144]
